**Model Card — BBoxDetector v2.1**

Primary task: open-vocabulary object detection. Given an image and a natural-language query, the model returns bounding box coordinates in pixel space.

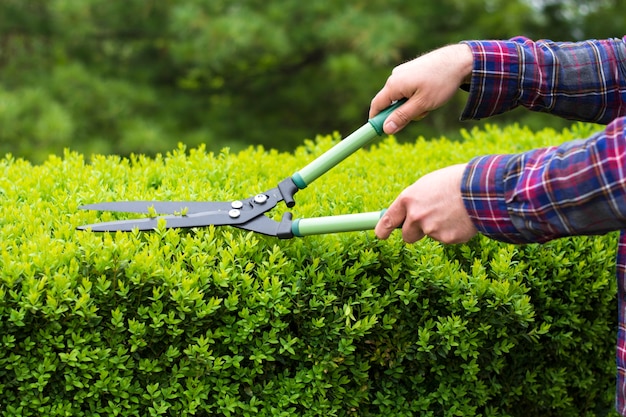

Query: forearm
[462,116,626,243]
[461,36,626,123]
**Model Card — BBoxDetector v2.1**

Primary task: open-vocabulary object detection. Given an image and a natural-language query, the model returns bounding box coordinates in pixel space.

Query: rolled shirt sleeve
[462,117,626,244]
[460,36,626,123]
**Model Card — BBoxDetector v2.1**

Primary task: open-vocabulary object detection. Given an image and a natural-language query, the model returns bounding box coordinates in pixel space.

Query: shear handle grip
[291,99,407,189]
[291,210,386,237]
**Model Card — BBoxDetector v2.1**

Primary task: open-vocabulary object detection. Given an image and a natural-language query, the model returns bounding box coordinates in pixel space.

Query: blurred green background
[0,0,624,162]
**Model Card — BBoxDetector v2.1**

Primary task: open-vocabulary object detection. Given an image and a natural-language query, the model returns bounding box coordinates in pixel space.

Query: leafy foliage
[0,0,625,161]
[0,124,619,415]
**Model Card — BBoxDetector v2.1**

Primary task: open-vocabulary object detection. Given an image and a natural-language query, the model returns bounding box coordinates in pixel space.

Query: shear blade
[78,217,162,232]
[77,211,234,232]
[79,201,232,214]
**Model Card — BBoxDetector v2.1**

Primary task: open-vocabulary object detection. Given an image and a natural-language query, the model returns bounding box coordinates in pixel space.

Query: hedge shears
[78,100,405,238]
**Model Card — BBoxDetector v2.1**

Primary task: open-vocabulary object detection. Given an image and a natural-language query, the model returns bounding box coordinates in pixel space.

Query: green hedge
[0,124,619,416]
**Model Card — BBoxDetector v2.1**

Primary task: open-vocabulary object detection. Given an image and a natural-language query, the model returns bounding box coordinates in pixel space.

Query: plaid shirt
[459,36,626,414]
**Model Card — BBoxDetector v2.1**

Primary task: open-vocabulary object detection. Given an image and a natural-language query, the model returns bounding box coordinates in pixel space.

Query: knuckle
[384,74,398,89]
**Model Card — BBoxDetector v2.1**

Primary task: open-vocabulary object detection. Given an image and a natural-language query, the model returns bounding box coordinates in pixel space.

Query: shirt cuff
[459,39,523,120]
[461,154,531,244]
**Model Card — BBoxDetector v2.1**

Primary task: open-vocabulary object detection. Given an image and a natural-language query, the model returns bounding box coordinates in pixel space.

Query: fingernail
[384,120,398,134]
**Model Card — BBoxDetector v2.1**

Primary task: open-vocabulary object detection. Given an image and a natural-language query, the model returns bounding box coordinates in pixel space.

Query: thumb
[383,100,427,134]
[375,206,405,240]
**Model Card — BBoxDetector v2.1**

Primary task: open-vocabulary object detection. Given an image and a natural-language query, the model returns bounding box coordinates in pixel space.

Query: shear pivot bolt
[254,194,268,204]
[231,200,243,209]
[228,209,241,218]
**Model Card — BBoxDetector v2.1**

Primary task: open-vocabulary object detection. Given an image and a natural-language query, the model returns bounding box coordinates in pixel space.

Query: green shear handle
[292,210,387,237]
[291,99,406,189]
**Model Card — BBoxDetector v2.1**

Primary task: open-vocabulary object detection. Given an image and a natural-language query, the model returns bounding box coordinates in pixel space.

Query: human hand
[375,164,477,244]
[369,43,473,135]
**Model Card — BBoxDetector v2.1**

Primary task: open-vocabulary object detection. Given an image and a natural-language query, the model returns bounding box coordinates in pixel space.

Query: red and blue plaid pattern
[459,36,626,414]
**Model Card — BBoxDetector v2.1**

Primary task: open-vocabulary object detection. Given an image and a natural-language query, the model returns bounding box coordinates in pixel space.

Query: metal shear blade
[77,210,232,232]
[77,186,290,235]
[78,201,230,215]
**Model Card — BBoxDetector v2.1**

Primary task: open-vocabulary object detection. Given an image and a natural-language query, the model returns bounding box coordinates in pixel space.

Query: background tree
[0,0,623,161]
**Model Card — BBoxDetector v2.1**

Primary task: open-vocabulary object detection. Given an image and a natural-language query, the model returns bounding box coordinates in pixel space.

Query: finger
[369,88,405,119]
[383,99,427,134]
[401,221,425,244]
[375,205,406,240]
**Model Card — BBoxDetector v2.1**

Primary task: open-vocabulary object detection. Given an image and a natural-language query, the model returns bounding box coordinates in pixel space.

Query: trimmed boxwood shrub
[0,124,619,416]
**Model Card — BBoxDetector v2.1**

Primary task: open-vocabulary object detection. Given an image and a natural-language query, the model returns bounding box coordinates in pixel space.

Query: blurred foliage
[0,0,624,161]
